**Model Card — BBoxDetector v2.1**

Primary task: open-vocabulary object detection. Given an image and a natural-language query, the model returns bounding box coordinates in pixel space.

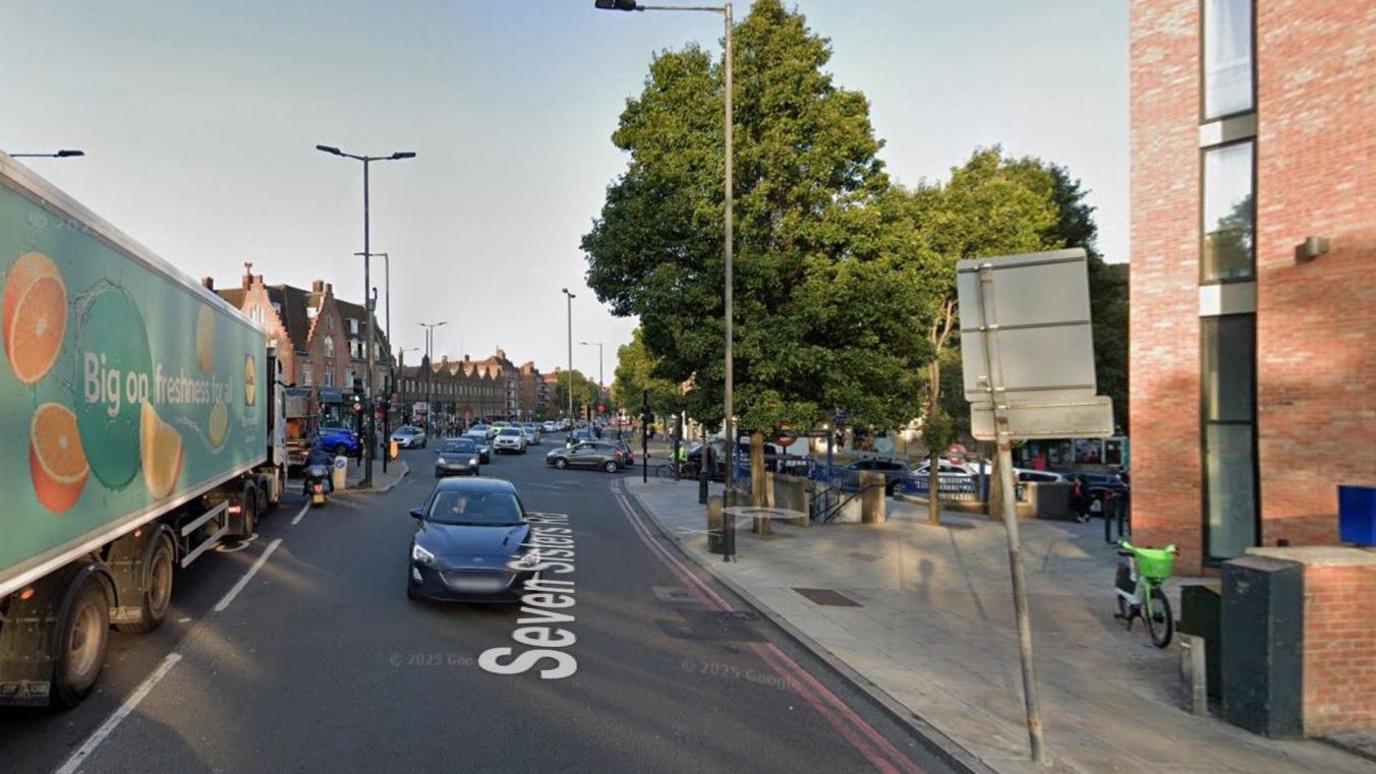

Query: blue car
[406,478,540,603]
[317,426,361,456]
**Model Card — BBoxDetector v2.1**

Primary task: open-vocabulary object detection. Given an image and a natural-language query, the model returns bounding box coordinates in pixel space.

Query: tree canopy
[584,1,1127,439]
[583,0,934,432]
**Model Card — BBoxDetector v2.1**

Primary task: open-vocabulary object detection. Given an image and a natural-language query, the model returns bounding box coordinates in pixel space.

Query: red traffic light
[353,402,362,413]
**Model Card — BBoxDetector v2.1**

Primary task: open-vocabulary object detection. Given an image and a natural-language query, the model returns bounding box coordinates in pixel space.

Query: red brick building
[1130,0,1375,574]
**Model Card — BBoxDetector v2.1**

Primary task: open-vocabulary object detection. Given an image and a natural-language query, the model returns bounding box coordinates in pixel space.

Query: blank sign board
[956,248,1113,439]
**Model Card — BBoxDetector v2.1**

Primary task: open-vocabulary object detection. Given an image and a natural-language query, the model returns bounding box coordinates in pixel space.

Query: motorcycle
[305,463,330,507]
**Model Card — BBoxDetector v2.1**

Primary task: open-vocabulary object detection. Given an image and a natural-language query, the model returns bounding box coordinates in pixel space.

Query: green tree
[583,0,932,433]
[552,370,601,416]
[611,327,683,415]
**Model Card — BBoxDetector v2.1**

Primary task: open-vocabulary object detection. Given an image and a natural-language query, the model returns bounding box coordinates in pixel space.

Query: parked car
[846,458,915,496]
[405,477,540,603]
[434,438,481,478]
[546,442,623,473]
[390,425,427,449]
[493,427,528,454]
[317,426,360,457]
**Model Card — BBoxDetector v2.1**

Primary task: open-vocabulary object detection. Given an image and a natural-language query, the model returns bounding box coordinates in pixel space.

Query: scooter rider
[304,443,335,496]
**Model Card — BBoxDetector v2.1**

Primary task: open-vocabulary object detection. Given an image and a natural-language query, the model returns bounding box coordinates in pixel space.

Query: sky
[2,0,1128,378]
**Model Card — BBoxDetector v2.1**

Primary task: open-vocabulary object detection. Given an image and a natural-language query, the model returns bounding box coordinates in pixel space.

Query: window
[324,370,334,387]
[350,318,359,335]
[1202,0,1254,120]
[302,364,314,386]
[1201,141,1254,282]
[1202,315,1257,561]
[324,336,335,357]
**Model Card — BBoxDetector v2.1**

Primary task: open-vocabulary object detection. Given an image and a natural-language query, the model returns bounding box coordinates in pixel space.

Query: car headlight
[436,456,446,465]
[412,543,436,565]
[512,549,541,569]
[470,457,479,466]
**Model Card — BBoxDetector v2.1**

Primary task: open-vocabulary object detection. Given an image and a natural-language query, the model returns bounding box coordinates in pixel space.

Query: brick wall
[236,277,296,387]
[1130,0,1206,572]
[1303,564,1376,736]
[1254,1,1376,548]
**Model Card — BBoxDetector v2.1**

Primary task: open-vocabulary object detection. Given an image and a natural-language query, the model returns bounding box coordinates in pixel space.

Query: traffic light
[594,0,638,10]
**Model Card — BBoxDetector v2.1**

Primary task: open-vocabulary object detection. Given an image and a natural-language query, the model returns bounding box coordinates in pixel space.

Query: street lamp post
[316,145,415,489]
[562,289,576,419]
[418,321,447,434]
[594,0,734,490]
[9,149,85,158]
[355,251,392,468]
[579,340,603,401]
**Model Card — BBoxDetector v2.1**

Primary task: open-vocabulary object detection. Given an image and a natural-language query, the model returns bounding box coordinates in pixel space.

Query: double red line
[615,490,925,774]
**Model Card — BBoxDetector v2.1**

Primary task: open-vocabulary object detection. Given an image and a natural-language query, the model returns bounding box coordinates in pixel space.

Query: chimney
[464,354,470,362]
[201,276,214,290]
[495,347,506,359]
[312,280,324,293]
[324,283,333,295]
[441,355,449,364]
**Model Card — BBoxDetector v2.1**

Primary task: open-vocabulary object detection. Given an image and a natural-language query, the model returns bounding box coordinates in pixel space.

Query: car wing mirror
[409,507,425,520]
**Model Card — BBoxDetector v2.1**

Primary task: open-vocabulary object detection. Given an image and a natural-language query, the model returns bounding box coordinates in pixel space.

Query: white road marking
[290,501,311,525]
[55,652,183,774]
[213,538,282,613]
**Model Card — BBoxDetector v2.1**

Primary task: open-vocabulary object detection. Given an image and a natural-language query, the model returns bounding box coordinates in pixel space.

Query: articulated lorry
[0,152,287,707]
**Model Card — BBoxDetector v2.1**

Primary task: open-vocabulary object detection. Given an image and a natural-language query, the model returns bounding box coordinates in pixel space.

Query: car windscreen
[439,442,474,454]
[498,428,522,436]
[428,490,523,526]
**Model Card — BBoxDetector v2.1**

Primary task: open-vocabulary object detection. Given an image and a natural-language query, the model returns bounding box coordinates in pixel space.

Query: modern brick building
[1130,0,1375,574]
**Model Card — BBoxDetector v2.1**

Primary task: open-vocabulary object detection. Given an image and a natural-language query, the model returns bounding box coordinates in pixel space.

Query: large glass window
[1202,315,1257,560]
[1203,0,1254,119]
[1202,141,1254,282]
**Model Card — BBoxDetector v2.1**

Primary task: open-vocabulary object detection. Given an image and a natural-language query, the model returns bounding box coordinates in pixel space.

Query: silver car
[492,427,528,454]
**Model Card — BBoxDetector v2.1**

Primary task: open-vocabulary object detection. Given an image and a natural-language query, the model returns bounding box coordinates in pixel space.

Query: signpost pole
[976,263,1047,766]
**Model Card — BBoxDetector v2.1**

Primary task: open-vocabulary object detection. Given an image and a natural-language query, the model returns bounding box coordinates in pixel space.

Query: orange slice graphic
[3,252,67,384]
[30,402,89,513]
[140,402,184,500]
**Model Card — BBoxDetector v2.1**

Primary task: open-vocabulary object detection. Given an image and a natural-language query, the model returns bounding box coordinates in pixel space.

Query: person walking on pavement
[1070,476,1090,523]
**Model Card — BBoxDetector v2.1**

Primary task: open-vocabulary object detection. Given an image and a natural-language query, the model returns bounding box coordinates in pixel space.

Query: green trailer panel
[0,159,266,595]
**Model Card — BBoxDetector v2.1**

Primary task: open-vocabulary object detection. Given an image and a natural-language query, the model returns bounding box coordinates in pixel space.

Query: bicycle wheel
[1146,586,1174,648]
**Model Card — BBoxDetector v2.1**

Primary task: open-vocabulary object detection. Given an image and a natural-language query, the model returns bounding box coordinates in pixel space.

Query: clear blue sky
[2,0,1128,377]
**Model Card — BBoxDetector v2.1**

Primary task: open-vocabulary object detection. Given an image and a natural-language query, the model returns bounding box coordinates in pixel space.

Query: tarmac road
[1,436,952,773]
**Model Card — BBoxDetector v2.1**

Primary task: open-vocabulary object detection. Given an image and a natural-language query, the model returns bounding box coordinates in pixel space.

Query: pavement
[343,454,409,492]
[1,435,949,774]
[625,477,1376,774]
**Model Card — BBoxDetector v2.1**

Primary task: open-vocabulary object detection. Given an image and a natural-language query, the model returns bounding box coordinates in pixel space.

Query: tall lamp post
[418,321,447,433]
[9,149,85,159]
[561,288,576,420]
[579,340,603,408]
[594,0,734,489]
[316,144,415,489]
[355,251,392,464]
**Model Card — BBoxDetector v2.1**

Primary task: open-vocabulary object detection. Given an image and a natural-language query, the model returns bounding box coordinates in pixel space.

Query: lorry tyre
[230,485,257,539]
[116,531,175,635]
[53,575,110,708]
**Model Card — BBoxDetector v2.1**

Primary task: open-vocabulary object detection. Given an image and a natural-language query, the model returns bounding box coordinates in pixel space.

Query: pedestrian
[1070,476,1090,523]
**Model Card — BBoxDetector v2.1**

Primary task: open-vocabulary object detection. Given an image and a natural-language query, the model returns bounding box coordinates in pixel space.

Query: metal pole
[361,160,374,488]
[977,263,1046,765]
[563,290,575,419]
[722,2,735,494]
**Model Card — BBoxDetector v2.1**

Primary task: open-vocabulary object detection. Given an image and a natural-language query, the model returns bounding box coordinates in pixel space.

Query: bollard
[722,509,736,562]
[707,495,724,555]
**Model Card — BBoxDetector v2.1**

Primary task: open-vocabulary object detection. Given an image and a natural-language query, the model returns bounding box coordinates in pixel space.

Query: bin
[332,456,348,491]
[1339,485,1376,546]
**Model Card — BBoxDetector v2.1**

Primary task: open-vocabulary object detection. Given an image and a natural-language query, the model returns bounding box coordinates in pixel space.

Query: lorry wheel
[116,533,175,635]
[53,576,110,708]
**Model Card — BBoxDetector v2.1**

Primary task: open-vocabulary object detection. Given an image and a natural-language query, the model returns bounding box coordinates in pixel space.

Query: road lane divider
[55,652,183,774]
[212,538,282,613]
